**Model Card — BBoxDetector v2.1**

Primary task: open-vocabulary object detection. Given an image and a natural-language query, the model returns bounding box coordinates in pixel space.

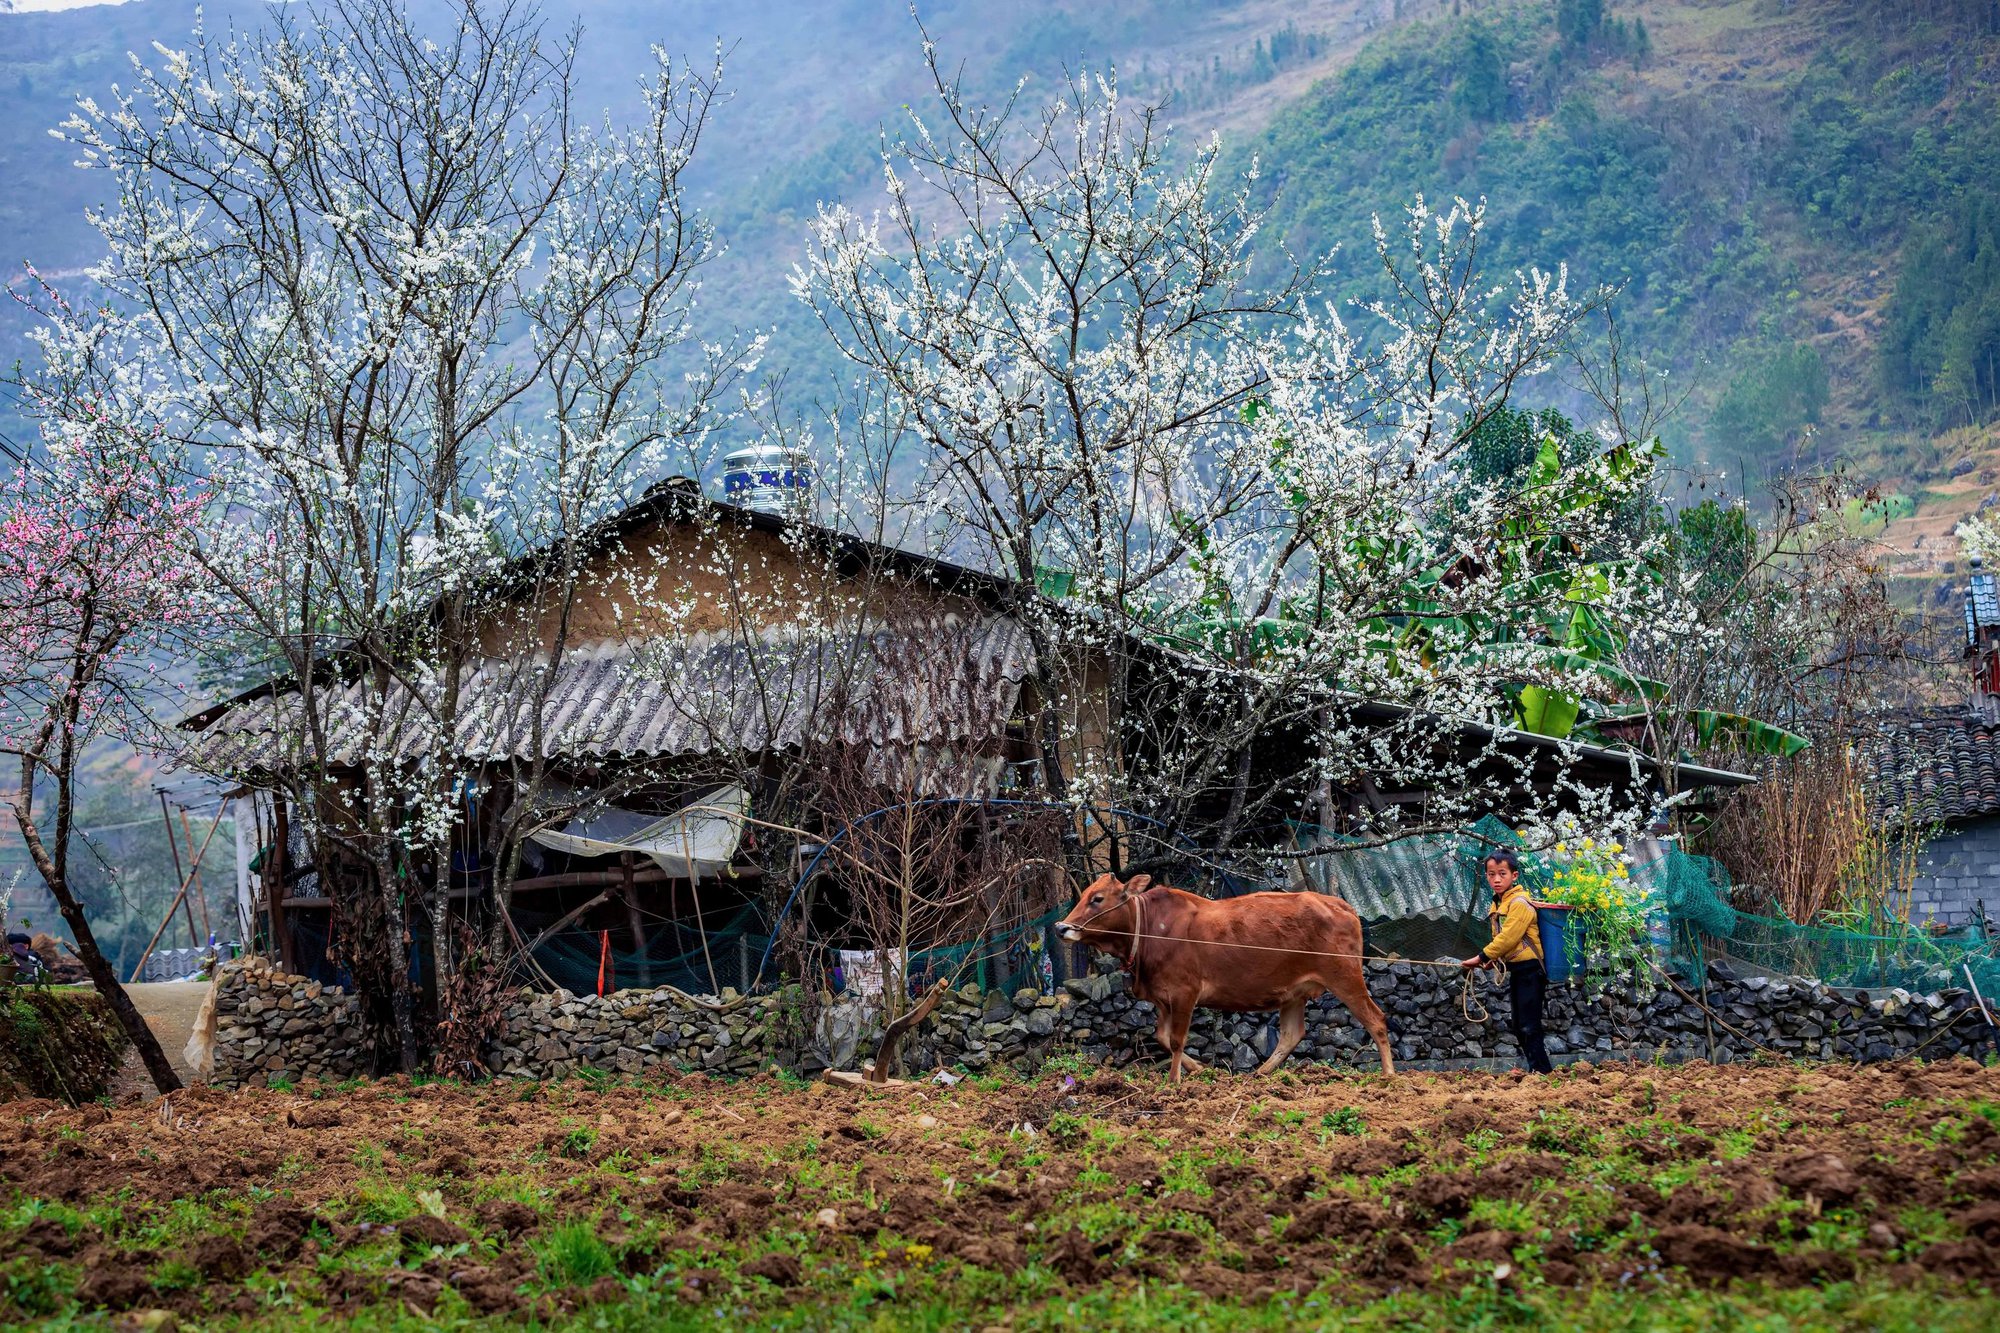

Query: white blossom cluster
[791,49,1672,861]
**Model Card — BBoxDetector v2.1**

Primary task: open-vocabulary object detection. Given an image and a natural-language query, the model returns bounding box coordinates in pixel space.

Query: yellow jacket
[1484,886,1544,965]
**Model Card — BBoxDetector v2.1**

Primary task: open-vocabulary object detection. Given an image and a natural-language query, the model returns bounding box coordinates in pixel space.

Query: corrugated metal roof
[178,616,1034,792]
[1298,831,1485,923]
[1969,564,2000,647]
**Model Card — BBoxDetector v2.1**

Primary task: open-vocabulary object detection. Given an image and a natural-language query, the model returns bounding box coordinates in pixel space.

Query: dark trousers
[1507,958,1554,1074]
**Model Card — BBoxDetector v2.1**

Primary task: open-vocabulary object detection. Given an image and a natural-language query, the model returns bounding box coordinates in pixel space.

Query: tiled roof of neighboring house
[178,616,1035,798]
[1865,712,2000,829]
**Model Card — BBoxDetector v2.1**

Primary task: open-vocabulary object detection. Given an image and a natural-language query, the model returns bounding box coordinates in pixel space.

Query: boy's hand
[1460,955,1487,971]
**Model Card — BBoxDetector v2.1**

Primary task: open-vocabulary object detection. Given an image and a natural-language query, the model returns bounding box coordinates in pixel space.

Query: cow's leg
[1326,968,1396,1076]
[1154,1000,1200,1081]
[1255,997,1307,1076]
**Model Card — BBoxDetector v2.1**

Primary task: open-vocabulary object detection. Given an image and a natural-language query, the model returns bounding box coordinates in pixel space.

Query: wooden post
[159,792,198,948]
[689,875,721,997]
[621,851,651,987]
[270,798,295,973]
[128,805,230,983]
[867,978,949,1083]
[179,808,213,942]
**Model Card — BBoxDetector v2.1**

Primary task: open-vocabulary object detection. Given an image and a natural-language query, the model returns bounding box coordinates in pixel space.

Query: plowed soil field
[6,1058,2000,1330]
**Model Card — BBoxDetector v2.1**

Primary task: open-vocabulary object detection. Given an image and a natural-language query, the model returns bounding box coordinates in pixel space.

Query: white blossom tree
[792,44,1671,864]
[34,0,756,1069]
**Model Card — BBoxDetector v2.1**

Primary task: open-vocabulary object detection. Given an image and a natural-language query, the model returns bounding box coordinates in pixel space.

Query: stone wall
[485,986,807,1080]
[208,953,1995,1088]
[1909,815,2000,928]
[1028,960,1988,1071]
[209,958,376,1089]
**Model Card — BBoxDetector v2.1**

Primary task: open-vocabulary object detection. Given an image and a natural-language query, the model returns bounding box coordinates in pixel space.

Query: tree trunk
[48,878,185,1094]
[378,860,421,1074]
[11,793,182,1095]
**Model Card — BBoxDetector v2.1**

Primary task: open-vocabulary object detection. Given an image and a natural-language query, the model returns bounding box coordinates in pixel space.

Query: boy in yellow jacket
[1461,848,1553,1073]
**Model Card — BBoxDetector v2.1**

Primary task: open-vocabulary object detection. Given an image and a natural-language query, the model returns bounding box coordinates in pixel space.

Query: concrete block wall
[1909,816,2000,928]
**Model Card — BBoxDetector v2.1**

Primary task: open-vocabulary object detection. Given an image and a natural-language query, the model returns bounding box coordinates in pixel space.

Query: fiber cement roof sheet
[179,616,1034,777]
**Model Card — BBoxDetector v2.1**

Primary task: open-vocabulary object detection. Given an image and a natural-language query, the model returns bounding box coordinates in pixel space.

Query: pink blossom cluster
[0,399,213,755]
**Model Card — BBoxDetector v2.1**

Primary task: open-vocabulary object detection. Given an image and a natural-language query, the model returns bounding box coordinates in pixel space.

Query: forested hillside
[0,1,1398,434]
[9,1,1994,511]
[1242,0,2000,573]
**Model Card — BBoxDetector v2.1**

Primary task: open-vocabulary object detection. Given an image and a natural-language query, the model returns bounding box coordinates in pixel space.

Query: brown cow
[1056,872,1394,1080]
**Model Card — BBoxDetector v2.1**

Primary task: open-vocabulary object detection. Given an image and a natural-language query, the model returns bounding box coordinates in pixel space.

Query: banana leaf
[1589,707,1810,758]
[1516,684,1582,739]
[1689,710,1811,757]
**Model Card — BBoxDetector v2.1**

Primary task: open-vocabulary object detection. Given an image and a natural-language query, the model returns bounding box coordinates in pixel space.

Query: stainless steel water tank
[719,443,815,518]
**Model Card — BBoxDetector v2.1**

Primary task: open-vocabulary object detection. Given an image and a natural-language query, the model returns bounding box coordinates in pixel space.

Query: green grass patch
[534,1219,617,1287]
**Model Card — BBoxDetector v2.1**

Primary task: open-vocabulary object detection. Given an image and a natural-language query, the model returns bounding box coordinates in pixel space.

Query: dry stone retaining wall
[206,954,1994,1088]
[208,958,375,1089]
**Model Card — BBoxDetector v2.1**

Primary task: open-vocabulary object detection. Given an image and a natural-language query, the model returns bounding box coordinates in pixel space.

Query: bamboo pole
[129,804,230,982]
[179,808,213,942]
[159,792,198,947]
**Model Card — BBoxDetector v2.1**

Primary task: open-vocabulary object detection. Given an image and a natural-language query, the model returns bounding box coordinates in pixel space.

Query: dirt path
[104,980,213,1100]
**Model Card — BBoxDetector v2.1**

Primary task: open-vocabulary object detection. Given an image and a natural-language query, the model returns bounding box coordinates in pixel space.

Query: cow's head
[1056,872,1152,945]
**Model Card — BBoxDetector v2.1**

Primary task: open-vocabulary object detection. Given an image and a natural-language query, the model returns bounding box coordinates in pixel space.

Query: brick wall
[1909,815,2000,927]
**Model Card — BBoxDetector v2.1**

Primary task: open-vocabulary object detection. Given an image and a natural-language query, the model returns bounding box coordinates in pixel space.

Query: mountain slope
[4,1,1998,547]
[0,1,1405,434]
[1239,0,2000,516]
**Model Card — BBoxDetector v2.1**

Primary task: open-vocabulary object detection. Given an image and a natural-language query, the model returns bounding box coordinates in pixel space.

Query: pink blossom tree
[0,320,217,1094]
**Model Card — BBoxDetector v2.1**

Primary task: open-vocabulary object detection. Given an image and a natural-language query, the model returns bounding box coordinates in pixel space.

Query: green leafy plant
[1317,1107,1366,1140]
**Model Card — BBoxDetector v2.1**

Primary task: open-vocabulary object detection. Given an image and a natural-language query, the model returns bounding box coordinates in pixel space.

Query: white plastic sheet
[528,785,750,879]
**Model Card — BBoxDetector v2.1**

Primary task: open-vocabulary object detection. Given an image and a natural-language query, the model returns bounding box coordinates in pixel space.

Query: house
[176,476,1067,993]
[1866,557,2000,930]
[175,473,1755,996]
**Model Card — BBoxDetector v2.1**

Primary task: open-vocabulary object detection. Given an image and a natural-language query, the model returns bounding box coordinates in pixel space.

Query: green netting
[906,906,1069,997]
[1305,811,2000,996]
[528,903,774,996]
[1721,911,2000,997]
[1630,848,1738,941]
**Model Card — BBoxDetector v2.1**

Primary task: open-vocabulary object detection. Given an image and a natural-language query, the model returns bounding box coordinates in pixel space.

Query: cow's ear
[1123,874,1152,897]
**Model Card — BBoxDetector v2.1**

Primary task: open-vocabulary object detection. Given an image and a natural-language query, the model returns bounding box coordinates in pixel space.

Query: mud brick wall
[209,958,375,1089]
[206,955,1993,1088]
